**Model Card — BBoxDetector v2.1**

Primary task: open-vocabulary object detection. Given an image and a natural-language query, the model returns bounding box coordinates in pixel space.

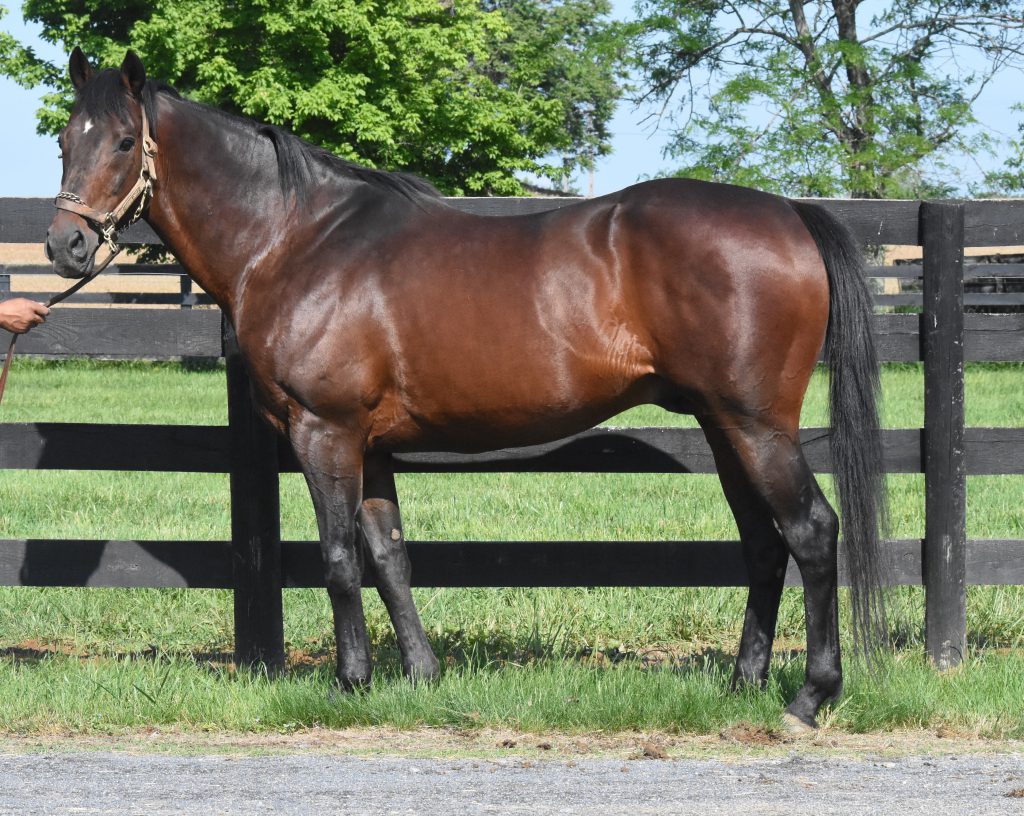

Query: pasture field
[0,360,1021,737]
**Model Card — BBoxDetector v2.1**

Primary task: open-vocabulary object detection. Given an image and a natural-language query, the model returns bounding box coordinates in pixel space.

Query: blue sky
[1,3,1020,198]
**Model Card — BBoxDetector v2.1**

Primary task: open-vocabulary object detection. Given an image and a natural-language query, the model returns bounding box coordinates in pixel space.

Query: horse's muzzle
[45,218,98,279]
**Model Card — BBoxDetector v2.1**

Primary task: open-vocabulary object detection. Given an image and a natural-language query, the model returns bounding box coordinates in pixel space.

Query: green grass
[0,359,228,425]
[0,359,1021,735]
[4,649,1024,738]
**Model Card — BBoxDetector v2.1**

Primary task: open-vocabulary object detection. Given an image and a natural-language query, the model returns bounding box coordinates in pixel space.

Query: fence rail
[1,196,1022,671]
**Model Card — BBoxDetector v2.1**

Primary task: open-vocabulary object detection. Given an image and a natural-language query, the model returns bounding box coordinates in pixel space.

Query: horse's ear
[69,47,92,92]
[120,50,146,96]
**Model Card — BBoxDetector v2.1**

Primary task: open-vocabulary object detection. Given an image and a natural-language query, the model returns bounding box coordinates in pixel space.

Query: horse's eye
[118,137,136,153]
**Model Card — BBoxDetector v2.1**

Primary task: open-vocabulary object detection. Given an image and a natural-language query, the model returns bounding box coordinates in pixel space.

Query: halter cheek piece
[53,105,159,280]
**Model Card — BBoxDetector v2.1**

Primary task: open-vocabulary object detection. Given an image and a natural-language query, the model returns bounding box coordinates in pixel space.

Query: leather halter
[0,105,159,406]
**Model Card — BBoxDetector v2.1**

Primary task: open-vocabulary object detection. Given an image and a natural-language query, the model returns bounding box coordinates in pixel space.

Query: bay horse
[46,49,886,730]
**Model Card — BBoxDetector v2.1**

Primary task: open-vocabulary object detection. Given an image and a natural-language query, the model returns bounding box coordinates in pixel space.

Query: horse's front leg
[290,413,372,690]
[360,452,440,683]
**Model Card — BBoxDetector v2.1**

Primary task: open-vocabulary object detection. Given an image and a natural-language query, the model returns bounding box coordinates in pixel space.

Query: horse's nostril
[44,232,54,262]
[68,230,86,260]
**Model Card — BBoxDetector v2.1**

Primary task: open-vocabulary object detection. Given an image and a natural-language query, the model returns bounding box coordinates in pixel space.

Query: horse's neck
[144,98,291,319]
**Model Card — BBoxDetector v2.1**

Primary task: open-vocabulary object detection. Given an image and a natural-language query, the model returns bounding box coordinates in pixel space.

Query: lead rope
[0,107,157,407]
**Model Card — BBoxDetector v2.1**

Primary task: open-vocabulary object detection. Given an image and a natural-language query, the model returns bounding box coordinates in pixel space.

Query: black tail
[791,200,888,654]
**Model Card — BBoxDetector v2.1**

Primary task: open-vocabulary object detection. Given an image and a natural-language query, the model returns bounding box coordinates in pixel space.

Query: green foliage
[0,0,624,194]
[629,1,1023,198]
[983,104,1024,195]
[481,1,623,188]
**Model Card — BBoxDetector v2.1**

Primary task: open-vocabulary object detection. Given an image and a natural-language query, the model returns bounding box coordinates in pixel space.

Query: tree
[984,105,1024,195]
[629,1,1024,198]
[0,0,623,194]
[483,0,622,189]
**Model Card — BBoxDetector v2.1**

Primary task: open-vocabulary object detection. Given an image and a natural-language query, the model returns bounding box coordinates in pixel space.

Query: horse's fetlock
[817,667,843,699]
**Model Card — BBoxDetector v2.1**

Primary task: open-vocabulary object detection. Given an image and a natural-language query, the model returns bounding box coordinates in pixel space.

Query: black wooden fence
[1,196,1022,672]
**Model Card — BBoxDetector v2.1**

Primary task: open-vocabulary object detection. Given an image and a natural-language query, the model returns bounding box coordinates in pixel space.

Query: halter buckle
[100,218,118,253]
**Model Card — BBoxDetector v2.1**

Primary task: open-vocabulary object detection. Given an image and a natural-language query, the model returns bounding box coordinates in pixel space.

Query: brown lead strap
[0,336,14,404]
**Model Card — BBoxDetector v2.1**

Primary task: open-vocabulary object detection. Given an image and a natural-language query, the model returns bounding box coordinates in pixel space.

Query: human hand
[0,298,50,334]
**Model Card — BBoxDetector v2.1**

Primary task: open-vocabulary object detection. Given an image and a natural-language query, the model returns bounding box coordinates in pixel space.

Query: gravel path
[2,751,1024,815]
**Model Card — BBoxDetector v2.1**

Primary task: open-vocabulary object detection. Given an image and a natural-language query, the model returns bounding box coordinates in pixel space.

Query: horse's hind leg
[702,423,789,688]
[702,415,841,729]
[360,453,440,683]
[290,415,373,691]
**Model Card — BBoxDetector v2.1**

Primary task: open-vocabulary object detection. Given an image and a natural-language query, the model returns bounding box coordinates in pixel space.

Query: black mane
[75,70,442,205]
[257,123,442,204]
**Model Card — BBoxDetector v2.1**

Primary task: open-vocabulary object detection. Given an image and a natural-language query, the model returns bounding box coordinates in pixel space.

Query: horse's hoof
[331,675,372,697]
[782,711,817,734]
[405,659,441,686]
[327,682,370,704]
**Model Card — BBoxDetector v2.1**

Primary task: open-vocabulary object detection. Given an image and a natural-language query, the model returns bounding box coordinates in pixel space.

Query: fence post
[222,316,285,674]
[920,200,967,670]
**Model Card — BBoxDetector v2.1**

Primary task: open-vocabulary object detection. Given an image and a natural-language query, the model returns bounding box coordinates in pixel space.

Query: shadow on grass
[0,635,749,673]
[0,643,235,669]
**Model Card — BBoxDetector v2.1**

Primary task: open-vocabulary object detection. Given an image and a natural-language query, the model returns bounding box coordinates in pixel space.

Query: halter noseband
[53,105,159,277]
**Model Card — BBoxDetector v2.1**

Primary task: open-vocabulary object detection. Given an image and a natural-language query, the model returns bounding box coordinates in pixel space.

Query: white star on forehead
[83,119,93,134]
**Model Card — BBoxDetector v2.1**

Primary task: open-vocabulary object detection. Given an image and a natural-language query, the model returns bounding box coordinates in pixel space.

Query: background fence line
[1,196,1022,671]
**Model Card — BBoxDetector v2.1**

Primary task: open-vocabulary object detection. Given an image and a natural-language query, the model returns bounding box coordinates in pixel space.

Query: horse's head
[46,47,156,279]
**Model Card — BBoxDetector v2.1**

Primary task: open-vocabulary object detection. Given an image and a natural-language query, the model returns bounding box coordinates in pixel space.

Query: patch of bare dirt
[1,640,80,662]
[633,739,669,760]
[719,723,789,747]
[2,726,1022,762]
